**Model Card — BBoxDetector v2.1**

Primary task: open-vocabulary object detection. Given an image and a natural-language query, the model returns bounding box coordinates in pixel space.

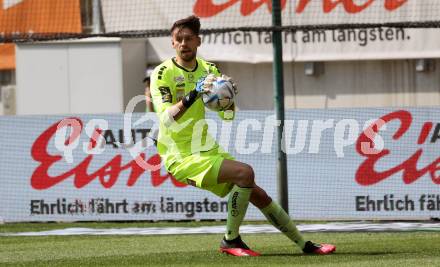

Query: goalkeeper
[150,15,335,257]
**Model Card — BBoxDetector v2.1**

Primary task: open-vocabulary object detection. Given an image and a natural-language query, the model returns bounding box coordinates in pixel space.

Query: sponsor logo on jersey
[174,75,185,83]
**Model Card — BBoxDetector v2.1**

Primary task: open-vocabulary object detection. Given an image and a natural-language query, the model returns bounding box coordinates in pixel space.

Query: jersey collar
[172,57,199,72]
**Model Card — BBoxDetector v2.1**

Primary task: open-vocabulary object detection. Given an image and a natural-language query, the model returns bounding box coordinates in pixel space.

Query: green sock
[261,201,306,249]
[225,185,252,240]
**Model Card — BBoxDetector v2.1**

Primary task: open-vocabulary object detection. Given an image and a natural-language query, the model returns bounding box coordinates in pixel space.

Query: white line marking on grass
[1,222,440,236]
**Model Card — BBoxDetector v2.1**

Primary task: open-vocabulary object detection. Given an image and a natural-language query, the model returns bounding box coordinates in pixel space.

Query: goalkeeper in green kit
[150,15,336,257]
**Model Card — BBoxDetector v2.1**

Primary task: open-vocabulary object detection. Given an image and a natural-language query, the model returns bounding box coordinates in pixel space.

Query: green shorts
[167,147,234,198]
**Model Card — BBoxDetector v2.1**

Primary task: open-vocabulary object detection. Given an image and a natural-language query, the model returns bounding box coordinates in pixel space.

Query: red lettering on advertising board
[30,118,186,190]
[297,0,407,13]
[384,0,408,11]
[194,0,287,17]
[297,0,372,13]
[88,128,102,150]
[194,0,408,17]
[355,110,440,186]
[417,122,433,145]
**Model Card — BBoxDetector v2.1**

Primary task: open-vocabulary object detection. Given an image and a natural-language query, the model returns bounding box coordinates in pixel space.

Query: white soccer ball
[202,77,235,112]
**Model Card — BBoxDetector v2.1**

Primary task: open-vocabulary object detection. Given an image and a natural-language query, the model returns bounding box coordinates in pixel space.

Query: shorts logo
[158,86,172,103]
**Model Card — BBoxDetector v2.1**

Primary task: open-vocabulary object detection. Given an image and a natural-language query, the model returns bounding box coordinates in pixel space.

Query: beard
[179,50,196,62]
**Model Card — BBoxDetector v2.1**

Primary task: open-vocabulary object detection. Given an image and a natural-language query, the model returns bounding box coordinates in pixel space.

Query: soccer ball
[202,77,235,112]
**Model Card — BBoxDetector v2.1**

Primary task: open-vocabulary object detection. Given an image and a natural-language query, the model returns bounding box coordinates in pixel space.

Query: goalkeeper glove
[220,74,238,95]
[195,74,216,93]
[182,74,215,108]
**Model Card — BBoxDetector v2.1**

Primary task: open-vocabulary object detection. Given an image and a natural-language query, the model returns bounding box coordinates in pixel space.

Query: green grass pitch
[1,222,440,267]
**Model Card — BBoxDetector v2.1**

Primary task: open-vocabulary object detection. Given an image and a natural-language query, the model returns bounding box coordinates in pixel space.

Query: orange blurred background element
[0,0,82,70]
[0,43,15,70]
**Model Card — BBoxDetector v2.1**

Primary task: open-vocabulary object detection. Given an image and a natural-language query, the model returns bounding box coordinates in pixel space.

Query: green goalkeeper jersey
[150,57,234,169]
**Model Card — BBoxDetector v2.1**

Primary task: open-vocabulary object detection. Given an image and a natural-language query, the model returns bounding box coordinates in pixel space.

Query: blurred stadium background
[2,0,440,265]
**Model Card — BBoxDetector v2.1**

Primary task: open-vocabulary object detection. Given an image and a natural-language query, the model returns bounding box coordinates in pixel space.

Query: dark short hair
[170,15,200,36]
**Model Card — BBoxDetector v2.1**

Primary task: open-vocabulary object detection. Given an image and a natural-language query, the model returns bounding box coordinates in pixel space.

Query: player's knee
[250,187,272,209]
[235,164,255,187]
